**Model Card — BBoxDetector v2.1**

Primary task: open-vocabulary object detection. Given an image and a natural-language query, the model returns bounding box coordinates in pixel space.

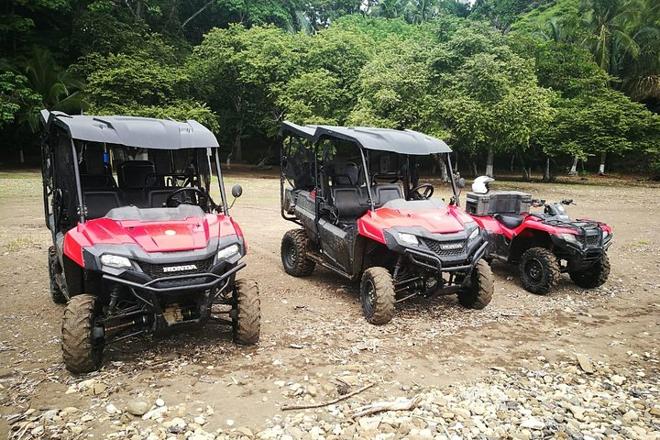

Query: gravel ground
[0,171,658,439]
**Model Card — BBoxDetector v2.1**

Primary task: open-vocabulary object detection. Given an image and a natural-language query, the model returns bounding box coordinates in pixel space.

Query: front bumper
[404,241,489,272]
[551,233,613,270]
[103,261,245,294]
[384,227,489,273]
[83,236,245,294]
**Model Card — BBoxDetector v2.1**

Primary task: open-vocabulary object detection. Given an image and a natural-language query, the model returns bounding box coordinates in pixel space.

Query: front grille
[578,233,601,247]
[422,239,466,257]
[139,257,215,279]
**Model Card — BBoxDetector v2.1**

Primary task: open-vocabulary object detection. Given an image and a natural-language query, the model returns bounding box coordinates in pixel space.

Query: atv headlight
[468,228,480,241]
[100,254,132,269]
[217,244,240,260]
[602,230,609,239]
[560,233,580,245]
[398,233,418,246]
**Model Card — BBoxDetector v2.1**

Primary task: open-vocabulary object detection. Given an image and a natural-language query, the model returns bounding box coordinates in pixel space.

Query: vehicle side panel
[318,219,353,271]
[293,191,317,237]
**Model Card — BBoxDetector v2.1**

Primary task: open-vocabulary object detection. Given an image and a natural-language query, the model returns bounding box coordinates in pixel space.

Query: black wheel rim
[362,279,375,317]
[284,239,297,269]
[525,258,544,283]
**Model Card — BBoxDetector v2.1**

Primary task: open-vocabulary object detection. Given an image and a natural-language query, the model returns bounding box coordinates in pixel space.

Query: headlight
[468,228,480,241]
[217,244,240,260]
[100,254,132,269]
[602,230,609,239]
[398,233,418,245]
[560,233,579,245]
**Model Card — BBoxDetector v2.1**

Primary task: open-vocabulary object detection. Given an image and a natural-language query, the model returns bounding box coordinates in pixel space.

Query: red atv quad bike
[279,122,493,325]
[40,110,260,373]
[466,178,613,294]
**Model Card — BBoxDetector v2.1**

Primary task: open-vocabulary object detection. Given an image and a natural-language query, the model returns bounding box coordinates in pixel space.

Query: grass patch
[4,237,36,252]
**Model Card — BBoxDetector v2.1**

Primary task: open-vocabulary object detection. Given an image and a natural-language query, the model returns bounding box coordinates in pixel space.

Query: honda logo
[440,243,463,250]
[162,264,197,273]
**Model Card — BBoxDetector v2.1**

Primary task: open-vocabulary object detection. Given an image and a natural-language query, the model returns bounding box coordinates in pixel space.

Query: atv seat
[118,160,156,207]
[332,187,369,219]
[147,189,176,208]
[84,191,121,219]
[373,184,403,207]
[328,162,361,186]
[494,213,524,229]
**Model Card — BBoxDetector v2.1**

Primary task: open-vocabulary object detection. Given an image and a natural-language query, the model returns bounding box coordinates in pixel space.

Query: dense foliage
[1,0,658,178]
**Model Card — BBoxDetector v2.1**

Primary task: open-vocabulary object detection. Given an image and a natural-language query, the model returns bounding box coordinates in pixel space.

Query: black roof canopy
[41,110,219,149]
[281,121,451,155]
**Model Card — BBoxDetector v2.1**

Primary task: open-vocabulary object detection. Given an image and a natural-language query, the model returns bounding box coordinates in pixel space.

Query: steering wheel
[166,187,206,208]
[411,183,434,200]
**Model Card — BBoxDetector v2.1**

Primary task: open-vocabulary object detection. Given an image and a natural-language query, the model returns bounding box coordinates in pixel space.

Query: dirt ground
[0,170,658,439]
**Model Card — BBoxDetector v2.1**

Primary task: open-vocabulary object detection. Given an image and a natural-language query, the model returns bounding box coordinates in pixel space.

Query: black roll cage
[279,132,462,225]
[41,118,230,237]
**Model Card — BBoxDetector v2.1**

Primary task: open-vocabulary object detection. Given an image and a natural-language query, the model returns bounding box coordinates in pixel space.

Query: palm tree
[7,48,87,163]
[617,0,659,102]
[20,47,86,132]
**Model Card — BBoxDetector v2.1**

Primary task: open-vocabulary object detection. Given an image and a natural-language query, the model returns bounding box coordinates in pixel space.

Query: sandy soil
[0,170,658,438]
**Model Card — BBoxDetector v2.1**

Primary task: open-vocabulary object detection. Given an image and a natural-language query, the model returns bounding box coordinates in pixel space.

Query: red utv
[40,111,260,373]
[466,177,612,294]
[279,122,493,325]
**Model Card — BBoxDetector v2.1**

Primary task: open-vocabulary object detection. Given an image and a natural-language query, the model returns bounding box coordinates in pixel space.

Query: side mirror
[231,184,243,198]
[457,178,466,189]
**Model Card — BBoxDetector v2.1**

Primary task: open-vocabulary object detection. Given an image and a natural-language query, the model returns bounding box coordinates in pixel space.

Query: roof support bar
[214,150,229,215]
[70,139,86,223]
[446,153,459,207]
[358,148,375,211]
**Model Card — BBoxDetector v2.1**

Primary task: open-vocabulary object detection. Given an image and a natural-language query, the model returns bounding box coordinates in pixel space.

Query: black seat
[329,162,360,187]
[494,214,524,229]
[118,160,156,207]
[332,188,369,219]
[118,160,156,189]
[84,191,121,219]
[372,184,403,207]
[147,189,175,208]
[80,144,116,189]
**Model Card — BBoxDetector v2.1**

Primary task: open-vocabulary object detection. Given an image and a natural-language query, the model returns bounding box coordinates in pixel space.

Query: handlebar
[532,198,575,208]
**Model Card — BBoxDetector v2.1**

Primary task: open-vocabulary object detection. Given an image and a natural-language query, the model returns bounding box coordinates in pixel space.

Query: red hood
[63,213,240,264]
[358,204,473,244]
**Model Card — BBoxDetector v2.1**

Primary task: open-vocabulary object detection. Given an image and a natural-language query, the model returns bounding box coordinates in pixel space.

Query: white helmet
[472,175,494,194]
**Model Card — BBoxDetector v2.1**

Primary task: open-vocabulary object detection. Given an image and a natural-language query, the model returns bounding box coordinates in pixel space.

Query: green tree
[432,25,553,177]
[277,69,344,125]
[540,88,658,175]
[0,71,41,129]
[83,52,217,132]
[187,25,300,161]
[348,38,436,133]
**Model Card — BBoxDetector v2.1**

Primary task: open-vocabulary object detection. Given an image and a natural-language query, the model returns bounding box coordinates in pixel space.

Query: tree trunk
[520,156,530,181]
[472,161,478,177]
[598,151,606,175]
[543,156,551,182]
[485,148,494,177]
[19,148,24,164]
[136,0,143,19]
[233,133,242,163]
[434,155,448,182]
[510,153,515,172]
[569,156,578,176]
